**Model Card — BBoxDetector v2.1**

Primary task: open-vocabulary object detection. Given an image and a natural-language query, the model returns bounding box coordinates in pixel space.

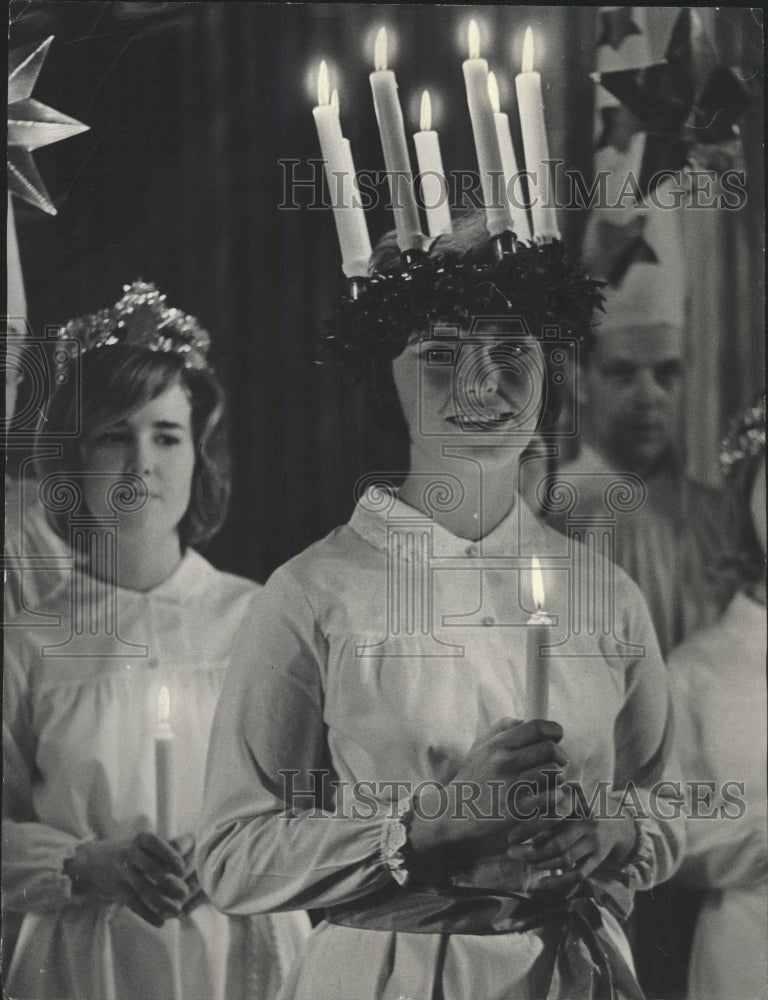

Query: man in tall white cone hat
[553,192,734,657]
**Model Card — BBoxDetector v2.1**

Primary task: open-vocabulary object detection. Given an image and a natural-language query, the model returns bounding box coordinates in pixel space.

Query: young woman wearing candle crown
[197,213,684,1000]
[2,282,310,1000]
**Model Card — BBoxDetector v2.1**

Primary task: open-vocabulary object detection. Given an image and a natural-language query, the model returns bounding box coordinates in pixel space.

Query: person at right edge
[547,196,736,999]
[669,397,767,1000]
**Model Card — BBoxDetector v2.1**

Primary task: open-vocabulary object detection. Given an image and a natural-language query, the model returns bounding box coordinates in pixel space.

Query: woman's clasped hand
[507,807,637,894]
[63,832,198,927]
[409,719,569,851]
[407,717,635,894]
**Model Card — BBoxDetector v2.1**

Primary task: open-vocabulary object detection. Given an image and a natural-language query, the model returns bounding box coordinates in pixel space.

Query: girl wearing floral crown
[197,213,684,1000]
[669,396,767,1000]
[2,283,310,1000]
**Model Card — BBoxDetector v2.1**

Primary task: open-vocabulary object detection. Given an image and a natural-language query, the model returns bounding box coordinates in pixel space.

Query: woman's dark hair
[38,345,231,549]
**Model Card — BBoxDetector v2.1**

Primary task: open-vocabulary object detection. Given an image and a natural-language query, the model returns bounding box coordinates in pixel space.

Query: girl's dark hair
[38,345,231,549]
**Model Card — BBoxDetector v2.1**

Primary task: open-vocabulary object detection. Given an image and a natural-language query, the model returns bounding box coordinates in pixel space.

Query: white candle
[515,28,560,242]
[369,27,424,253]
[413,90,452,238]
[462,20,510,237]
[487,72,531,242]
[154,685,177,839]
[339,137,373,275]
[313,64,371,277]
[332,88,372,276]
[313,62,346,184]
[525,557,554,720]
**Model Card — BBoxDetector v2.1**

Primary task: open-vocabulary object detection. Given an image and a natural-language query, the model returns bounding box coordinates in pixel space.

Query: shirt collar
[69,547,208,604]
[349,486,548,560]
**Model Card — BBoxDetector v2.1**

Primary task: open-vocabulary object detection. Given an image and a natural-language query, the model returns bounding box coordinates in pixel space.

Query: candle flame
[374,26,388,71]
[157,685,170,726]
[420,90,432,132]
[317,60,330,107]
[531,556,545,610]
[468,19,480,59]
[487,71,500,114]
[522,27,535,74]
[330,88,339,114]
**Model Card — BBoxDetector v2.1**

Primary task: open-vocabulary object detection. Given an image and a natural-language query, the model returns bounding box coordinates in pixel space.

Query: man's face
[580,336,684,472]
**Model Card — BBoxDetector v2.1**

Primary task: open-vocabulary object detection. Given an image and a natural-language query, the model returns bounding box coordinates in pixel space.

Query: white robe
[3,549,311,1000]
[197,492,684,1000]
[669,592,768,1000]
[4,473,71,623]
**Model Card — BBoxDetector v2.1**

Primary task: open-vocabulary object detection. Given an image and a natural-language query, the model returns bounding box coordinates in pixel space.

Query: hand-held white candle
[312,64,371,277]
[462,20,510,237]
[525,557,553,720]
[369,27,424,253]
[515,28,560,242]
[154,685,177,840]
[413,90,452,238]
[487,72,530,241]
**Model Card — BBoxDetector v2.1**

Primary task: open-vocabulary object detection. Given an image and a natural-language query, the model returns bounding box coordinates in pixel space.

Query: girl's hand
[64,832,190,927]
[170,832,196,880]
[506,813,637,894]
[408,718,569,856]
[170,833,206,914]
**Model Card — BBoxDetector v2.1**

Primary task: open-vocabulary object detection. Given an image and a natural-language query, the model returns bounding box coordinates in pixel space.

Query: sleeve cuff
[623,814,668,891]
[380,797,412,887]
[60,836,98,904]
[2,828,96,912]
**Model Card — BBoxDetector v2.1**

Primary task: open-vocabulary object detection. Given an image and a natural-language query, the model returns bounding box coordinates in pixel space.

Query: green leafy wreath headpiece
[319,238,605,375]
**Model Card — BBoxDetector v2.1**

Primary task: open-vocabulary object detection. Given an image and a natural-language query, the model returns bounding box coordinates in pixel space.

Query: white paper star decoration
[8,36,90,214]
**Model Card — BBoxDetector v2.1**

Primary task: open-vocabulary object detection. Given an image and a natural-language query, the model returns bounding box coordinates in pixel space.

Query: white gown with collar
[670,592,768,1000]
[197,491,684,1000]
[3,548,311,1000]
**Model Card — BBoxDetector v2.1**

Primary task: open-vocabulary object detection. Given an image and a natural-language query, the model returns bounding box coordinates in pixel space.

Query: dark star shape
[594,8,754,196]
[594,105,643,153]
[585,215,658,288]
[596,8,642,52]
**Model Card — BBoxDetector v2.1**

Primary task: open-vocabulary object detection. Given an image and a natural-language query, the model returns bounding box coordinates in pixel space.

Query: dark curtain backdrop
[9,3,764,585]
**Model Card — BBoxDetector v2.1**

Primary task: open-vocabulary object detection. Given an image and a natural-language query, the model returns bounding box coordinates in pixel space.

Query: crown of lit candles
[311,19,561,278]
